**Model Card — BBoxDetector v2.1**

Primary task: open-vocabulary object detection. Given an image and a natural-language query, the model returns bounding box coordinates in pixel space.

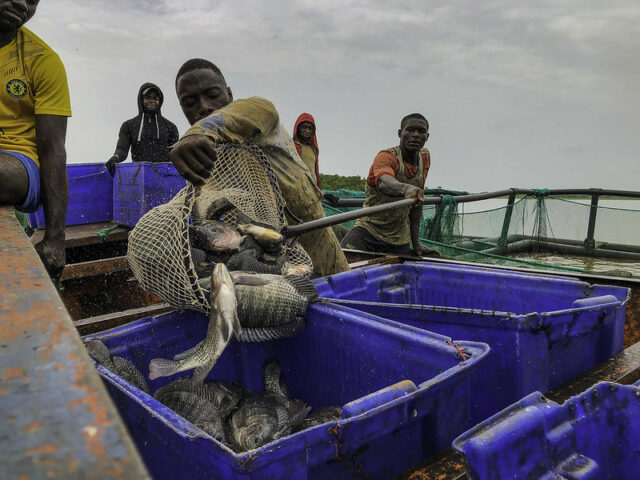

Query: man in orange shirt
[341,113,440,257]
[0,0,72,276]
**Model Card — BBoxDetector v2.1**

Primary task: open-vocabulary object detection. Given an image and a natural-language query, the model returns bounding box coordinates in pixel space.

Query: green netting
[322,190,640,278]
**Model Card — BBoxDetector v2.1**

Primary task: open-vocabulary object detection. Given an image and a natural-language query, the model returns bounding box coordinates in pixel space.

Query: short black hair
[175,59,225,87]
[400,113,429,130]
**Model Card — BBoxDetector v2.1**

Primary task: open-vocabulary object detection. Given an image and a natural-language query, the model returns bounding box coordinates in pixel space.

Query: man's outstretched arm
[34,114,68,277]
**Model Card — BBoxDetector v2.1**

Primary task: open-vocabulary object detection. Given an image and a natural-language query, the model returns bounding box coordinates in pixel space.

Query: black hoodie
[112,82,179,163]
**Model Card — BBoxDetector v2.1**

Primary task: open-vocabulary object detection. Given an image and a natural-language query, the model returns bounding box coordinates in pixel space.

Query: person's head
[0,0,39,35]
[139,84,162,114]
[297,121,314,143]
[398,113,429,154]
[175,59,233,125]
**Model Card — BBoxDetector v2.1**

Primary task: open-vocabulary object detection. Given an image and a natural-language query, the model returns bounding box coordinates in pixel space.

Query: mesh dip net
[127,143,312,315]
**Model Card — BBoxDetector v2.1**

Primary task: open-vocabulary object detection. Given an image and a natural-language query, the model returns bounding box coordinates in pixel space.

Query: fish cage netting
[322,191,640,276]
[127,144,312,315]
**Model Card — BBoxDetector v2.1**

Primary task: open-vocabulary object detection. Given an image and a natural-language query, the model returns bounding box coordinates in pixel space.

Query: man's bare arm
[377,175,424,201]
[34,114,68,276]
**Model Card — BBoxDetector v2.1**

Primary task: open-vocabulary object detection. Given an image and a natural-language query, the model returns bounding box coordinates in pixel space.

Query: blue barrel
[28,163,113,228]
[453,381,640,479]
[83,303,490,479]
[113,162,186,227]
[314,262,629,424]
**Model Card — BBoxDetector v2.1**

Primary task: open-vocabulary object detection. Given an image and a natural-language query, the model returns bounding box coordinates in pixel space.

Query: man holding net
[169,58,349,278]
[341,114,440,257]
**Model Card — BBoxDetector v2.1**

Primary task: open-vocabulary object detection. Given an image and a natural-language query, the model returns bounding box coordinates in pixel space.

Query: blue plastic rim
[83,303,490,480]
[314,262,629,424]
[28,163,113,228]
[453,381,640,480]
[113,162,186,227]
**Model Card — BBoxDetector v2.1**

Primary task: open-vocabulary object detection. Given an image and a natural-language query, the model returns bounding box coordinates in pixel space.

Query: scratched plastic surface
[314,262,629,424]
[113,162,186,227]
[28,163,113,228]
[453,381,640,479]
[83,303,490,480]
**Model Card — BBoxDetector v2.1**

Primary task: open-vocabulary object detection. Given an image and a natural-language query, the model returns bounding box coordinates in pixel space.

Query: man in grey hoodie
[106,82,179,174]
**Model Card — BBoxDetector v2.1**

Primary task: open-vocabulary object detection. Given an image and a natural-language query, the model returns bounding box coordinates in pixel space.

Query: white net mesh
[127,144,312,315]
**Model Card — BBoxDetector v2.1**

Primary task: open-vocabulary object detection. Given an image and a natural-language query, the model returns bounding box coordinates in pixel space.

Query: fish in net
[127,143,312,315]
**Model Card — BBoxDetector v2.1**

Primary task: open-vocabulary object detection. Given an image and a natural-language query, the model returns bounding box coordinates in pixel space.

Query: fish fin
[289,400,312,426]
[232,310,242,337]
[85,339,112,367]
[191,357,216,386]
[232,274,271,287]
[235,319,307,343]
[148,357,180,380]
[173,340,205,361]
[284,275,319,302]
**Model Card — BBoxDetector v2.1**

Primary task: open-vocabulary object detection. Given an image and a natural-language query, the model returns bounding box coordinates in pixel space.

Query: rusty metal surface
[60,256,130,281]
[74,303,174,336]
[0,207,149,479]
[60,269,163,320]
[31,221,130,248]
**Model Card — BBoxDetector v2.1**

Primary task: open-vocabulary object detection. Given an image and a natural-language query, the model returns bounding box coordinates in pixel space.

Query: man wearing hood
[292,113,321,190]
[105,83,179,174]
[0,0,72,277]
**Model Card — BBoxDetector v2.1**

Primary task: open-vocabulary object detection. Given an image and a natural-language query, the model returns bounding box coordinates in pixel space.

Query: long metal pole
[283,198,417,237]
[325,187,640,208]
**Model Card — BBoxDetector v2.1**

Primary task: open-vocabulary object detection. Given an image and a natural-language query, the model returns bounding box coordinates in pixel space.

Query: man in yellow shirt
[0,0,72,276]
[169,58,349,278]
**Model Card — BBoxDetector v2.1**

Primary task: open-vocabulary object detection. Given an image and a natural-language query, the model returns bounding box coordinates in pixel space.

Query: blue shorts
[1,150,41,213]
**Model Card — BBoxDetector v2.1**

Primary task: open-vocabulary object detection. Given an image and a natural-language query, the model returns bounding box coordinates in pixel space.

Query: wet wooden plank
[31,221,130,248]
[60,256,130,281]
[75,303,174,335]
[0,207,149,479]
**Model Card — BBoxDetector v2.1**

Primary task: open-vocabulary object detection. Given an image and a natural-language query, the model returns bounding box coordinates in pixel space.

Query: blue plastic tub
[314,262,629,424]
[453,381,640,480]
[28,163,113,228]
[83,303,489,479]
[113,162,185,227]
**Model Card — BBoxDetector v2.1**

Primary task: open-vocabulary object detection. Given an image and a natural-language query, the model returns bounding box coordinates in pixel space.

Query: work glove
[106,156,118,176]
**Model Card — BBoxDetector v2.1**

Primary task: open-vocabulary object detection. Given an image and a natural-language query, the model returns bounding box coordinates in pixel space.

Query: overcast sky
[29,1,640,192]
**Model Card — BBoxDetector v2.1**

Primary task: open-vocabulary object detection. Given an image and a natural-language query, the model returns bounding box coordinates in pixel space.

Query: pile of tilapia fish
[86,341,340,453]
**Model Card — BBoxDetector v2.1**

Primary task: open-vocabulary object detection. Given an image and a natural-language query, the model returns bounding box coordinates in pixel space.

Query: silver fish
[190,220,243,252]
[148,263,241,380]
[225,359,309,452]
[86,339,150,393]
[237,224,283,251]
[231,272,318,328]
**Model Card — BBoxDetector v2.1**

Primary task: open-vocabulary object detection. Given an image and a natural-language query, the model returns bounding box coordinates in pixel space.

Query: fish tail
[148,357,180,380]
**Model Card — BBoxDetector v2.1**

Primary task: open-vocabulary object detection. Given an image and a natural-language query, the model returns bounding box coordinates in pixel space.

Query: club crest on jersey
[6,79,27,98]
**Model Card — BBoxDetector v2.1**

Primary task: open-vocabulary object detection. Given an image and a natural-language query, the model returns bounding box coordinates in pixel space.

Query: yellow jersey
[0,27,71,166]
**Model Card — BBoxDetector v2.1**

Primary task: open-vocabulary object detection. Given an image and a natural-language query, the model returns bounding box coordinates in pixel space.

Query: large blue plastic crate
[28,162,113,228]
[113,162,186,227]
[314,262,629,424]
[83,303,489,479]
[453,381,640,480]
